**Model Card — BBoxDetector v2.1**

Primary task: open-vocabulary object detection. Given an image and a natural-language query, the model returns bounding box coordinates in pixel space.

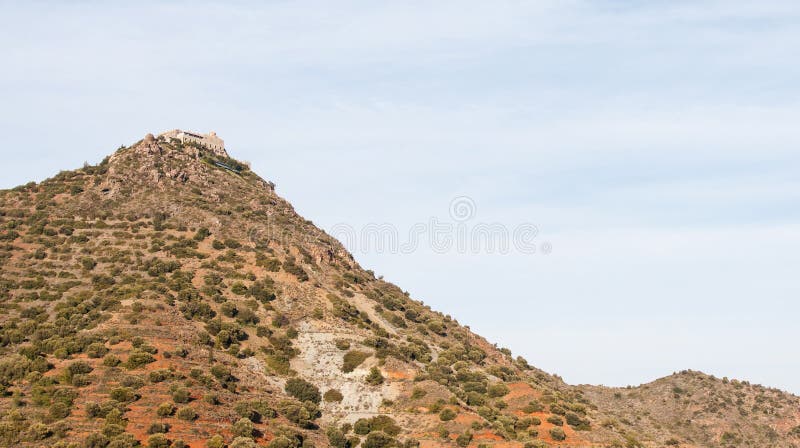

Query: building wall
[159,129,227,157]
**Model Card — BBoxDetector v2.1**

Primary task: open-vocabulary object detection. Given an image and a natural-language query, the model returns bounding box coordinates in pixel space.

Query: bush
[84,432,110,448]
[207,435,225,448]
[549,427,566,441]
[50,401,71,419]
[176,407,198,421]
[353,415,400,437]
[565,412,590,430]
[268,436,294,448]
[149,369,172,383]
[276,399,319,427]
[342,351,370,373]
[456,432,472,447]
[156,402,176,417]
[439,408,457,421]
[103,355,121,367]
[362,432,396,448]
[204,393,220,405]
[487,383,510,398]
[86,342,109,358]
[366,367,384,386]
[522,400,544,413]
[194,227,211,241]
[231,438,257,448]
[109,387,138,403]
[232,418,255,438]
[546,415,563,426]
[109,433,140,448]
[324,389,344,403]
[67,360,94,376]
[125,350,155,369]
[147,422,170,434]
[172,388,191,403]
[327,427,349,448]
[147,434,170,448]
[231,283,248,295]
[285,378,321,404]
[24,422,52,441]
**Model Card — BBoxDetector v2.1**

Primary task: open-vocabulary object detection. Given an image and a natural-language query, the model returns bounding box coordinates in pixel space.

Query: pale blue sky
[1,1,799,392]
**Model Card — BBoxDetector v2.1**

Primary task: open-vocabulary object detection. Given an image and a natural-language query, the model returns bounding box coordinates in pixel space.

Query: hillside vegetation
[0,133,798,448]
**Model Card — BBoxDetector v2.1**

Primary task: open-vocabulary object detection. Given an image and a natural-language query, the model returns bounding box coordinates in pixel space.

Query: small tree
[176,407,197,421]
[324,389,344,403]
[549,427,566,441]
[285,378,321,404]
[207,435,225,448]
[366,367,384,386]
[232,418,255,439]
[439,408,457,421]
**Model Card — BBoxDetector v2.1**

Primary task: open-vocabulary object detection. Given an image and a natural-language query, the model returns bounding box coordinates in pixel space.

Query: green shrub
[84,432,110,448]
[176,406,197,421]
[268,436,294,448]
[110,387,138,403]
[285,378,321,404]
[232,418,255,438]
[324,389,344,403]
[149,369,172,383]
[103,355,122,367]
[67,360,93,376]
[231,437,257,448]
[282,258,308,282]
[124,350,155,369]
[147,422,170,434]
[86,342,109,358]
[194,227,211,241]
[276,399,319,428]
[487,383,510,398]
[49,401,71,419]
[157,402,176,417]
[342,350,370,373]
[565,412,590,430]
[24,422,53,441]
[326,427,349,448]
[366,367,384,386]
[362,432,396,448]
[172,388,191,404]
[522,400,544,413]
[207,435,225,448]
[439,408,457,421]
[231,283,248,296]
[549,427,566,441]
[546,415,563,426]
[456,432,473,447]
[147,434,170,448]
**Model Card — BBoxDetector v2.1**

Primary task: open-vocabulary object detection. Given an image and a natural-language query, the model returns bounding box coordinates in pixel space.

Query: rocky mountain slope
[0,133,798,448]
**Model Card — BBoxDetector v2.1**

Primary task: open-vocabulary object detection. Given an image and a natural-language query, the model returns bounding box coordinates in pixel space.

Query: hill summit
[0,132,798,448]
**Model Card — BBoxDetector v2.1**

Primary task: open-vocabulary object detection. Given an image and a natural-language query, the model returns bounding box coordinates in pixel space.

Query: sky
[1,1,799,393]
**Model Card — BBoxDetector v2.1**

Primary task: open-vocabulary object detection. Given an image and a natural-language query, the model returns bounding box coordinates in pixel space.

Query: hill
[0,132,798,448]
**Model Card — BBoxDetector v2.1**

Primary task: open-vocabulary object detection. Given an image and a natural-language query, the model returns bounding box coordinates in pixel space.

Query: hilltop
[0,132,798,448]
